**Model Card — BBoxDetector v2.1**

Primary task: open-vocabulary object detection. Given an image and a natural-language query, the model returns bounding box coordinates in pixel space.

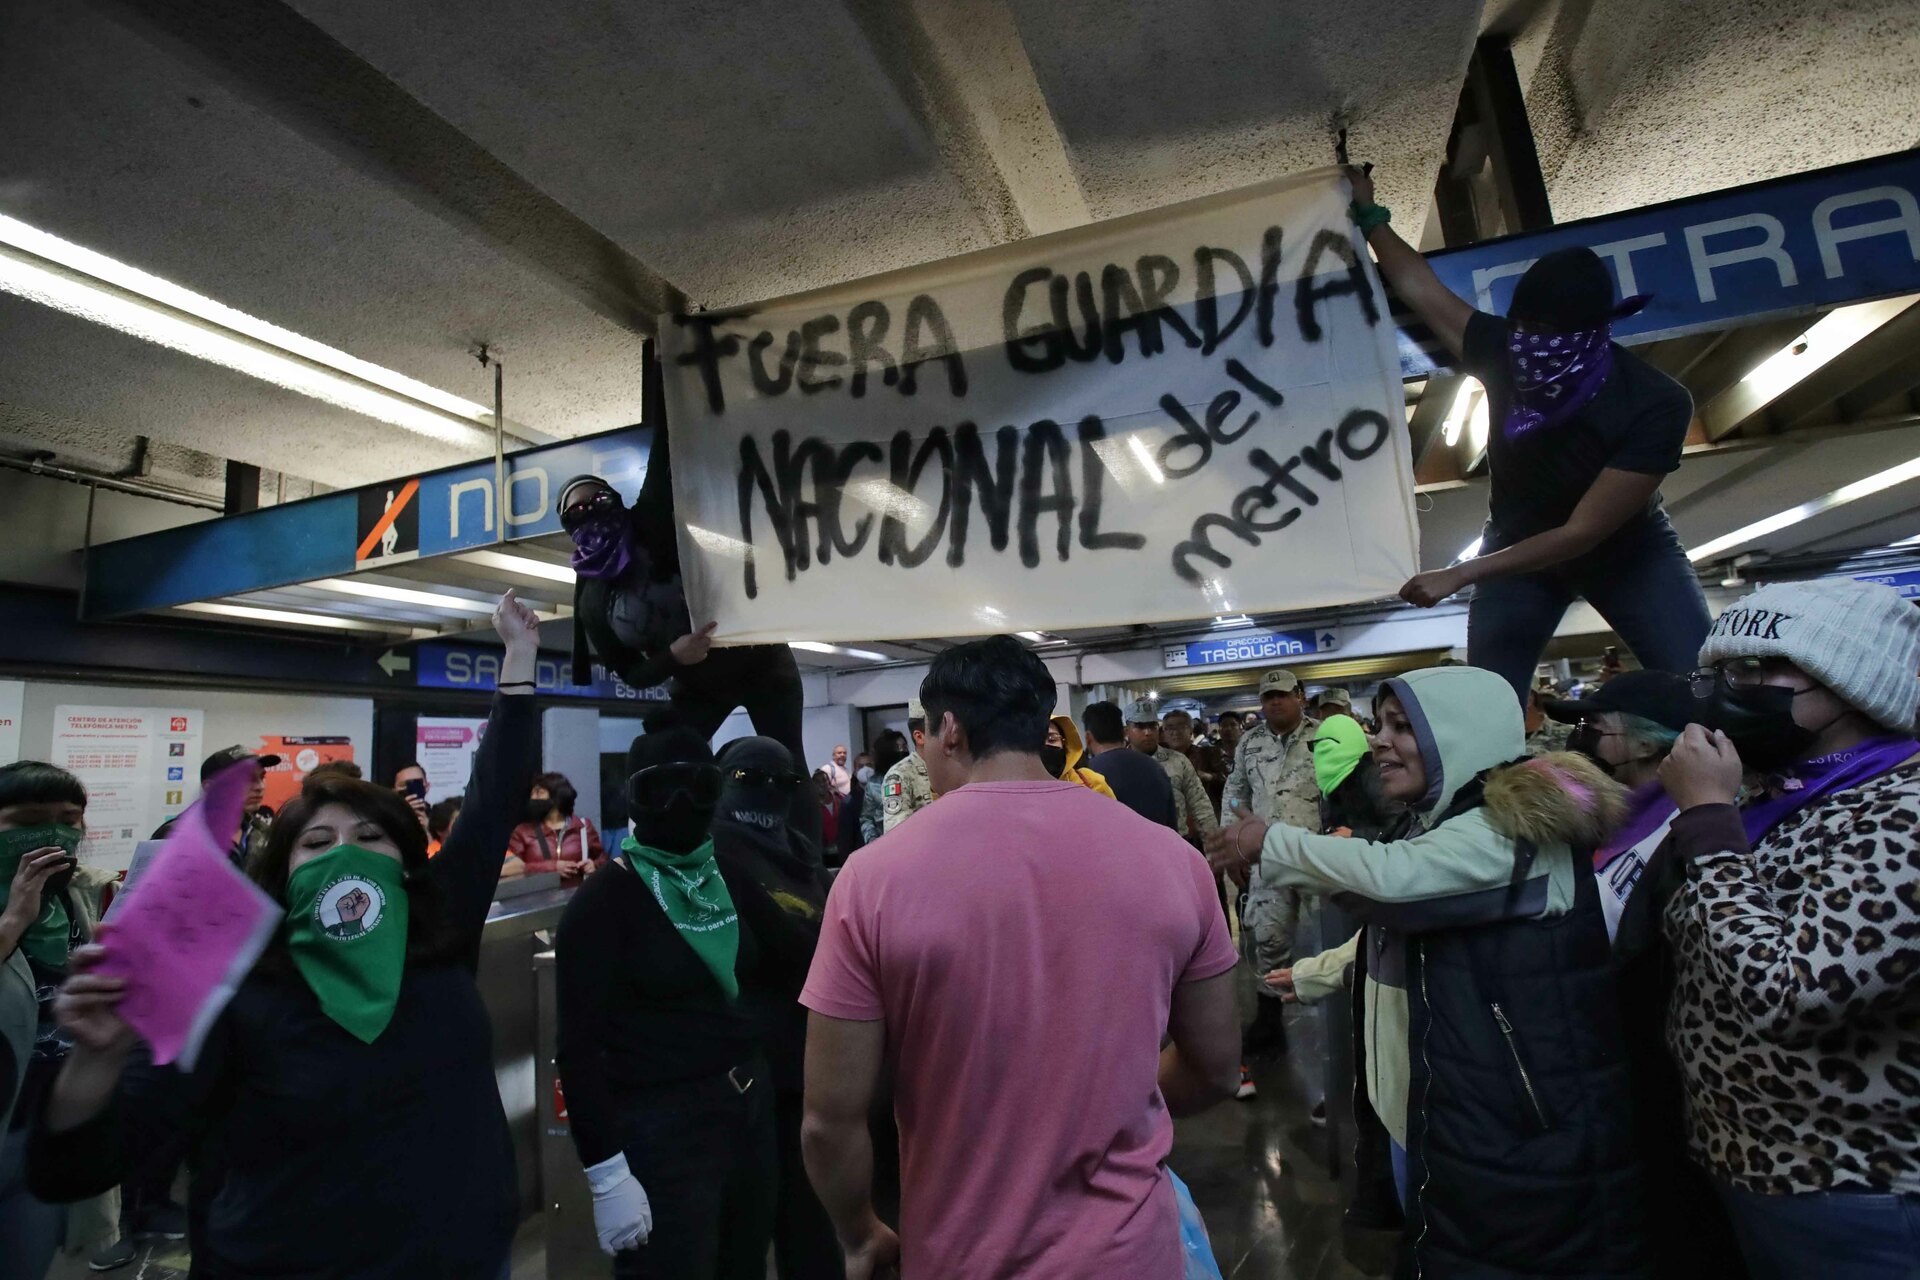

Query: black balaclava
[624,728,719,854]
[713,737,821,878]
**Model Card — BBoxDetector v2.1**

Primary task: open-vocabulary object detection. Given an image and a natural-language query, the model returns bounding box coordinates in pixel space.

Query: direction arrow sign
[1165,627,1340,671]
[377,650,412,678]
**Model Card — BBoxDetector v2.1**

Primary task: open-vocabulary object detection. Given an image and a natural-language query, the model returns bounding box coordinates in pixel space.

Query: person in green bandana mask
[31,591,543,1280]
[0,760,91,1280]
[557,725,798,1278]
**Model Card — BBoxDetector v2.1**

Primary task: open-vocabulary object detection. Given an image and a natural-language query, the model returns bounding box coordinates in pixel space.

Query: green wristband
[1350,201,1391,231]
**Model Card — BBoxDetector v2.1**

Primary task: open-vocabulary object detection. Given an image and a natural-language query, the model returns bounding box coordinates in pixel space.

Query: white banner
[660,167,1418,644]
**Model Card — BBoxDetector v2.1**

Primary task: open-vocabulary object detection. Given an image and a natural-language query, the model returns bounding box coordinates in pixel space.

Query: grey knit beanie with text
[1698,578,1920,732]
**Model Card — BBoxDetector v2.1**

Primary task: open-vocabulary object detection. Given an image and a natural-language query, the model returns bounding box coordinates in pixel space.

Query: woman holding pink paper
[27,592,543,1280]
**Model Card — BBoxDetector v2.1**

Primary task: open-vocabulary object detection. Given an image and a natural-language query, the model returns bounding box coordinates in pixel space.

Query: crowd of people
[0,178,1917,1280]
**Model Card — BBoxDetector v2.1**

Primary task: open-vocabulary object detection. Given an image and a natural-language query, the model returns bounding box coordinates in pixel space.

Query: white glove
[585,1153,652,1256]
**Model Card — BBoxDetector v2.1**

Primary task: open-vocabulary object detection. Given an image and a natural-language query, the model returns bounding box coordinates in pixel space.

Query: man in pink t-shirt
[801,636,1241,1280]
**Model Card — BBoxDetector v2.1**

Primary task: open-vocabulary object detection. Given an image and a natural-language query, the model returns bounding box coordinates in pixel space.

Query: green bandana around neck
[0,824,84,970]
[620,835,739,1002]
[284,844,410,1044]
[1313,716,1370,796]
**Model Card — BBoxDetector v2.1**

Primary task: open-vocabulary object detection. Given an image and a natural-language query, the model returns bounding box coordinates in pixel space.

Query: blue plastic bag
[1167,1168,1225,1280]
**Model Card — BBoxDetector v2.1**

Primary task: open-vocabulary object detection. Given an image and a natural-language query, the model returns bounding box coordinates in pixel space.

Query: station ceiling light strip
[0,215,494,448]
[790,640,889,661]
[1688,453,1920,563]
[175,600,432,636]
[307,576,498,614]
[455,549,577,584]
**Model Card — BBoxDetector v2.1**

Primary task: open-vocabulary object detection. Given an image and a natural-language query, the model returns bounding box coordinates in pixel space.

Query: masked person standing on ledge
[1348,165,1711,703]
[562,348,806,770]
[30,592,543,1280]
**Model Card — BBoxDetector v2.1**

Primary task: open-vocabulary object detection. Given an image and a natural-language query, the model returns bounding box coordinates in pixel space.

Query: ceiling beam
[842,0,1090,242]
[1699,297,1914,441]
[89,0,685,331]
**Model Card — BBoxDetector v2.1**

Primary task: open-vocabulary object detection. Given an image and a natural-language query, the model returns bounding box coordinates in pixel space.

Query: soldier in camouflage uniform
[1220,668,1321,1053]
[1123,701,1219,846]
[881,698,937,833]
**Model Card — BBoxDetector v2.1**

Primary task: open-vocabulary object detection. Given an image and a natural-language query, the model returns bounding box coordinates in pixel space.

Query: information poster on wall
[417,717,487,802]
[51,705,204,870]
[0,680,22,765]
[259,735,356,812]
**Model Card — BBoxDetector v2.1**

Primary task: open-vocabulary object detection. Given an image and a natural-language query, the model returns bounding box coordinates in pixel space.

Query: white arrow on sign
[377,650,412,678]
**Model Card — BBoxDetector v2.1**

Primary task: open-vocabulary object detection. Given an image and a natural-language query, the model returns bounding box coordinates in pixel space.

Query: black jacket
[1399,776,1647,1279]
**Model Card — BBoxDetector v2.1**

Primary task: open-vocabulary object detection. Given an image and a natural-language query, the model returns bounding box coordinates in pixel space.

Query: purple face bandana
[569,512,634,581]
[1505,324,1615,440]
[1740,735,1920,845]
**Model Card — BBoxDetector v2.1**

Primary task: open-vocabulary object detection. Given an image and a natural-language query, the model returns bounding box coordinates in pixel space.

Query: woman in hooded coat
[1043,716,1114,800]
[1214,665,1648,1278]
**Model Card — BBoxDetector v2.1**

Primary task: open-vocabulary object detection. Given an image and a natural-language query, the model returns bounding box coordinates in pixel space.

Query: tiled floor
[47,1012,1391,1280]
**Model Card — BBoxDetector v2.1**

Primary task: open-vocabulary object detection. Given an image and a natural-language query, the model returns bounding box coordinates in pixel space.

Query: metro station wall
[15,677,373,807]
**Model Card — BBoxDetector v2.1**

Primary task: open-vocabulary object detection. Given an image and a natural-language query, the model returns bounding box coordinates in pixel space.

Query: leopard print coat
[1663,760,1920,1195]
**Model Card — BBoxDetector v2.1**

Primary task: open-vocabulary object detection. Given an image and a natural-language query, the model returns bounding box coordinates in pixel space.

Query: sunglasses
[626,763,724,811]
[559,488,620,531]
[727,767,807,792]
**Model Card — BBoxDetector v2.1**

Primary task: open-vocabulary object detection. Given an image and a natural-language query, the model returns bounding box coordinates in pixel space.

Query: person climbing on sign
[563,343,807,774]
[1345,165,1711,703]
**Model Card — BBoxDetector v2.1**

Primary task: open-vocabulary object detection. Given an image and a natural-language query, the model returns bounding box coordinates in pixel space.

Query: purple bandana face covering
[569,513,634,580]
[1505,324,1615,440]
[1740,735,1920,845]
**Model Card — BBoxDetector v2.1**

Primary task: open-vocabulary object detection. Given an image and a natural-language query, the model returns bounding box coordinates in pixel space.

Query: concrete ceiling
[1,0,1917,663]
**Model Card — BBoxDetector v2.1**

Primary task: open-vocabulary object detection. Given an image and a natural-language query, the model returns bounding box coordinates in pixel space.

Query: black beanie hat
[625,726,713,778]
[1508,246,1650,330]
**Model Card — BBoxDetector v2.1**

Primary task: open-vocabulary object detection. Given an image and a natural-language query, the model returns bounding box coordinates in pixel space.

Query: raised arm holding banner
[659,167,1419,645]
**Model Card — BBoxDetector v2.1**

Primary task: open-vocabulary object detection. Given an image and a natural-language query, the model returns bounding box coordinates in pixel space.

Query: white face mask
[855,766,875,785]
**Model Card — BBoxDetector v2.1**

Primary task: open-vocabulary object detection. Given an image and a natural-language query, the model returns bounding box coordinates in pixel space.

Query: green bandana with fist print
[284,844,409,1044]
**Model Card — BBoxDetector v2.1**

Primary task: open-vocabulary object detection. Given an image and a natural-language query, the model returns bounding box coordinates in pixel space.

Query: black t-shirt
[1086,747,1178,829]
[1463,311,1692,551]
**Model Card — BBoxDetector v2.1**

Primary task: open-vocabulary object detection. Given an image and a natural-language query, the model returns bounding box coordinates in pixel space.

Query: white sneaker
[1235,1064,1257,1100]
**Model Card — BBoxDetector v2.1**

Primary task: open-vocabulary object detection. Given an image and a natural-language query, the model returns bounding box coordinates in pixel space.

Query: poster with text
[660,166,1419,644]
[0,680,22,765]
[260,735,356,812]
[51,705,204,870]
[416,717,488,803]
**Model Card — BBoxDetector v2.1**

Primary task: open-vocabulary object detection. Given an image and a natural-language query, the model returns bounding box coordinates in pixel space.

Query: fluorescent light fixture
[1453,536,1484,565]
[1891,532,1920,548]
[1739,298,1911,403]
[1126,434,1167,485]
[0,215,492,447]
[1212,614,1254,629]
[309,577,496,614]
[175,601,426,635]
[789,640,889,661]
[1689,453,1920,562]
[1017,630,1067,646]
[456,549,576,584]
[1440,377,1485,448]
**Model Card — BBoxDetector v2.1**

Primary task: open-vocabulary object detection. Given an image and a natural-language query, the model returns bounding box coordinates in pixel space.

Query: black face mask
[630,797,716,854]
[526,799,555,826]
[1039,744,1068,778]
[1700,679,1817,773]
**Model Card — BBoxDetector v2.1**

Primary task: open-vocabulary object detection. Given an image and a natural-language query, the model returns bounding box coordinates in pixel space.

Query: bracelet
[497,680,536,690]
[1235,821,1260,865]
[1350,200,1391,231]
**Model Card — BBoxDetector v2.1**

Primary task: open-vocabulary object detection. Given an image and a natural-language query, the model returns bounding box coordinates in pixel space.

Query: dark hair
[871,729,909,778]
[427,796,463,841]
[393,761,425,781]
[1161,709,1193,725]
[918,635,1054,760]
[0,761,87,813]
[255,776,460,968]
[1082,701,1124,745]
[533,771,578,818]
[305,760,364,782]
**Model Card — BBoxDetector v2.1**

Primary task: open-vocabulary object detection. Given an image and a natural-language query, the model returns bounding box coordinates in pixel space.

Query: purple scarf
[569,514,634,580]
[1505,325,1615,440]
[1596,779,1677,873]
[1740,736,1920,845]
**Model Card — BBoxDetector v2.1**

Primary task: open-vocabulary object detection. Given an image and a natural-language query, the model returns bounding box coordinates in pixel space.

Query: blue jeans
[1469,511,1711,704]
[1717,1181,1920,1280]
[1389,1139,1409,1212]
[0,1127,65,1280]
